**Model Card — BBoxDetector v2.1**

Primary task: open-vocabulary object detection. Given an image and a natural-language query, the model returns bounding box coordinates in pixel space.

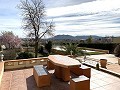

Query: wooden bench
[70,75,90,90]
[70,65,91,78]
[80,65,91,78]
[33,65,50,87]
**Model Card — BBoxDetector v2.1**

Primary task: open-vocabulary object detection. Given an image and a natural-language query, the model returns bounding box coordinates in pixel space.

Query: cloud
[0,0,120,37]
[46,0,120,36]
[43,0,96,8]
[0,17,23,37]
[47,0,120,16]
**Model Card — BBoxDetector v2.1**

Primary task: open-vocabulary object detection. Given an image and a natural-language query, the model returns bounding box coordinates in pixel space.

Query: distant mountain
[75,35,100,40]
[49,35,101,40]
[50,35,74,40]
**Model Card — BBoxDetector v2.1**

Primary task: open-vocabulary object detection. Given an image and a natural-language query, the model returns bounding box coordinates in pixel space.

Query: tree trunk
[35,37,38,58]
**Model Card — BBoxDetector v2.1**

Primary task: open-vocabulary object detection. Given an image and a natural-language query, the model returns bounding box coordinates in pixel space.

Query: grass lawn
[87,51,105,55]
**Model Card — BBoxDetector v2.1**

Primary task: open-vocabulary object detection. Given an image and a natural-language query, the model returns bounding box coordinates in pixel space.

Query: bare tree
[18,0,55,57]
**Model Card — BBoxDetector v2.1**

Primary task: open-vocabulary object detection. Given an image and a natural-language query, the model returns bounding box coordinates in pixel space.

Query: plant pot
[100,59,107,68]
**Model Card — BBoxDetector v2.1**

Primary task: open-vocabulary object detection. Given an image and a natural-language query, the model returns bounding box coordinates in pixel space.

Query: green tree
[45,41,52,54]
[114,44,120,57]
[62,43,84,56]
[86,35,92,43]
[18,0,55,57]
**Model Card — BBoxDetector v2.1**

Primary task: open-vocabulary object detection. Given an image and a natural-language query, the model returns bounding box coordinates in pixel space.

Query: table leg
[70,65,82,76]
[61,67,70,81]
[54,66,62,78]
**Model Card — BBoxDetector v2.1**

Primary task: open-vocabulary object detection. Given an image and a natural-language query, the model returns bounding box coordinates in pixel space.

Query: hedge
[78,43,117,53]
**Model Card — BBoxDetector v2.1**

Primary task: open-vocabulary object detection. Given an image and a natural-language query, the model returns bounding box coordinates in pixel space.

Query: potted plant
[96,61,99,70]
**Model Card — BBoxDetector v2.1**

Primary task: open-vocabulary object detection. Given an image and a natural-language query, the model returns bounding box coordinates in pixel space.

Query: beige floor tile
[90,81,100,89]
[92,79,109,86]
[91,87,106,90]
[1,66,120,90]
[103,83,120,90]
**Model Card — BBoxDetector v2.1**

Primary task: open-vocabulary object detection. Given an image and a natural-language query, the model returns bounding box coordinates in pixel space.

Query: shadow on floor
[26,74,70,90]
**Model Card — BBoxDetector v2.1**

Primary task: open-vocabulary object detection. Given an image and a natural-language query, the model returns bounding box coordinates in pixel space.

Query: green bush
[114,44,120,57]
[78,43,117,53]
[61,43,84,56]
[38,45,49,57]
[45,41,52,53]
[3,49,17,60]
[0,45,1,51]
[16,52,34,59]
[38,46,44,54]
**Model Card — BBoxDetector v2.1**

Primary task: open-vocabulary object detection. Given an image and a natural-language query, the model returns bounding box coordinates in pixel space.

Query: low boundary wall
[0,62,4,87]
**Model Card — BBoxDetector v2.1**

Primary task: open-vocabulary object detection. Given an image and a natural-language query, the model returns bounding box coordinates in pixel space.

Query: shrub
[0,45,1,51]
[114,44,120,57]
[38,46,49,56]
[38,46,44,54]
[3,49,17,60]
[45,41,52,53]
[62,43,84,56]
[78,43,116,53]
[16,52,34,59]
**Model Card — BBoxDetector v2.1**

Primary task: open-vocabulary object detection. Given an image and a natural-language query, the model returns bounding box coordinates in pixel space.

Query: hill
[49,35,101,40]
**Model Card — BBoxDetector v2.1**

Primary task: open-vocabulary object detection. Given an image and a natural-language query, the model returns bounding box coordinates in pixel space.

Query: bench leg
[38,75,51,87]
[81,68,91,78]
[70,76,90,90]
[33,68,39,86]
[47,60,55,70]
[33,66,51,87]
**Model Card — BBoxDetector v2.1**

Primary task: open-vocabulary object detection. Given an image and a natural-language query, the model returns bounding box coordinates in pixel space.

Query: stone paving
[76,54,120,75]
[1,65,120,90]
[1,54,120,90]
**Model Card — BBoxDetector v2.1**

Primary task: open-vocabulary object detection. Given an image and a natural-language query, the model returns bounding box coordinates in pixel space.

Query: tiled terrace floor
[1,65,120,90]
[77,54,120,75]
[107,64,120,73]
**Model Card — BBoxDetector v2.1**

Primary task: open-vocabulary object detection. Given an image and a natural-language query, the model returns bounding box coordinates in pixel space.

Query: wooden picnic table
[48,55,81,81]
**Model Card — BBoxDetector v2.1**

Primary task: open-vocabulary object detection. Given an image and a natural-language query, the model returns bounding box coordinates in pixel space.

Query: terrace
[0,54,120,90]
[80,54,120,75]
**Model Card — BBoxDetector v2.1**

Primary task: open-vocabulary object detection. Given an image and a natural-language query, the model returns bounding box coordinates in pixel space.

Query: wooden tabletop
[48,55,81,68]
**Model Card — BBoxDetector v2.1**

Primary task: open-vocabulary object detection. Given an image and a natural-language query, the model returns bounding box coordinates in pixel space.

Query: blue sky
[0,0,120,38]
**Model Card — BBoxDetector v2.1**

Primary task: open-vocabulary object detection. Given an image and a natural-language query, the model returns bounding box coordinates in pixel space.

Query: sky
[0,0,120,38]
